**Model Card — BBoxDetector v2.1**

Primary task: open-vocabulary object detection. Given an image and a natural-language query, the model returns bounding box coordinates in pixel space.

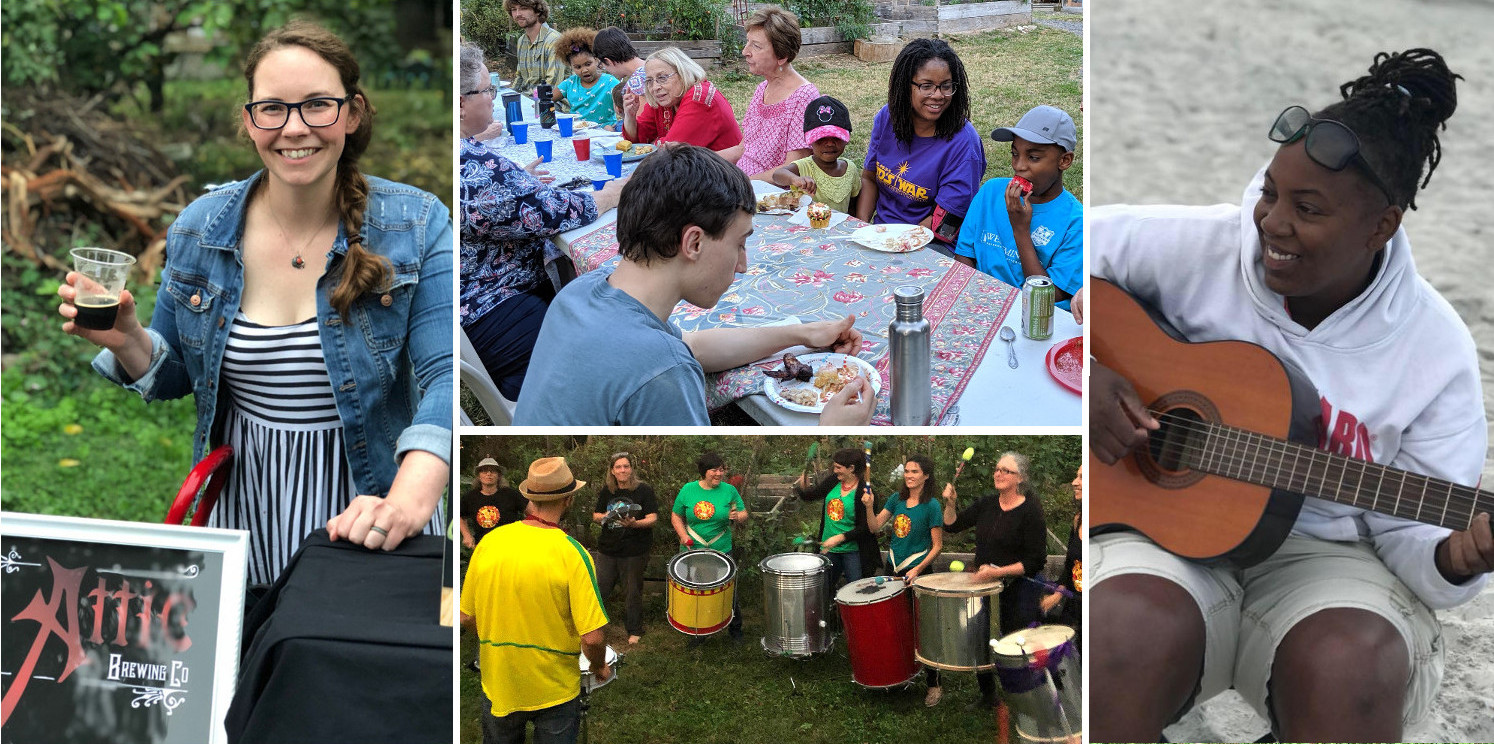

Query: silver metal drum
[911,572,1004,671]
[992,625,1082,744]
[759,552,833,657]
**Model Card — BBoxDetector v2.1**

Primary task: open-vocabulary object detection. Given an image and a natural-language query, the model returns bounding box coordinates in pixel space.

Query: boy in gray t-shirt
[515,145,873,426]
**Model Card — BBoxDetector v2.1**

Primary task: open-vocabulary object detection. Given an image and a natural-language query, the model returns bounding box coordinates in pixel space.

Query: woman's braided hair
[244,20,390,317]
[1315,48,1460,211]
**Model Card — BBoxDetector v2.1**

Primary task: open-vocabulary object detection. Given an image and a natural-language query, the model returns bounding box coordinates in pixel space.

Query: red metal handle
[165,446,234,527]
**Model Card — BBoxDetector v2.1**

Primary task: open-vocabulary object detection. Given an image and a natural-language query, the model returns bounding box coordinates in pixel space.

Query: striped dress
[216,313,442,584]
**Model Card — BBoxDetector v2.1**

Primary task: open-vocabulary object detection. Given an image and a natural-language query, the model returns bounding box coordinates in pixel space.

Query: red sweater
[635,81,742,150]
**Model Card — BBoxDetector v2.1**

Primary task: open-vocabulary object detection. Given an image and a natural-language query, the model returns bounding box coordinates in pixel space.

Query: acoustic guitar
[1089,278,1489,567]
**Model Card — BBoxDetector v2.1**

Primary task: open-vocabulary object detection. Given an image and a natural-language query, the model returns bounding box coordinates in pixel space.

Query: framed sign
[1,512,248,744]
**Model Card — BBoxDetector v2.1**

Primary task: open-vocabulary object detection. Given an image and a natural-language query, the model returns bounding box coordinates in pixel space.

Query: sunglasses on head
[1268,106,1394,205]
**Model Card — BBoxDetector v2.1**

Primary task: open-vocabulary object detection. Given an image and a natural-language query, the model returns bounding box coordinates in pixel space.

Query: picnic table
[548,182,1081,426]
[479,86,641,186]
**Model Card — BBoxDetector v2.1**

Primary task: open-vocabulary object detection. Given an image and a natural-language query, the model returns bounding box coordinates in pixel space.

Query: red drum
[835,576,920,689]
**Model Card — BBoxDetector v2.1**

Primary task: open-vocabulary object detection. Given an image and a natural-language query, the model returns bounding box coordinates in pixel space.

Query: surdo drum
[666,549,737,636]
[835,576,919,688]
[759,552,833,657]
[578,645,620,693]
[992,625,1082,744]
[910,572,1003,671]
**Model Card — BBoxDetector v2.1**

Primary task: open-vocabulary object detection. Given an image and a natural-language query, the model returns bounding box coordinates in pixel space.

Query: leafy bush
[460,0,516,61]
[785,0,876,40]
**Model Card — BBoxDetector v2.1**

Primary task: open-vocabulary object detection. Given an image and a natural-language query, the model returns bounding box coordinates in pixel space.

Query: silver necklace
[268,204,336,270]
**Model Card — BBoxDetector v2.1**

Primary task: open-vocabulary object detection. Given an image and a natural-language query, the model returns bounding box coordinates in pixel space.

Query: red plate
[1045,336,1083,395]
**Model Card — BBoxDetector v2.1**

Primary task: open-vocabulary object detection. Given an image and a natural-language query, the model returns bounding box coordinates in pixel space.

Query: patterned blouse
[736,80,820,176]
[458,138,599,327]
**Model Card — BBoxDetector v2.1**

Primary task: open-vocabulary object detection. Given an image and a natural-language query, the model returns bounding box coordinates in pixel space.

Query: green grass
[712,26,1084,199]
[460,566,999,744]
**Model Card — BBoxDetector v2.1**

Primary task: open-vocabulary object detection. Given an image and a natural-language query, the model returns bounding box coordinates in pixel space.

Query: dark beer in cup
[74,295,120,330]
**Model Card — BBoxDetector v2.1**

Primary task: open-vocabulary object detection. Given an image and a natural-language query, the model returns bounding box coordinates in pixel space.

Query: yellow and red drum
[666,549,736,636]
[992,625,1082,744]
[910,572,1003,671]
[836,576,919,688]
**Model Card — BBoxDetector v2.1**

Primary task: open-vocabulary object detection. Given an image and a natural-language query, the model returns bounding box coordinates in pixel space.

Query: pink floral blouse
[735,80,820,176]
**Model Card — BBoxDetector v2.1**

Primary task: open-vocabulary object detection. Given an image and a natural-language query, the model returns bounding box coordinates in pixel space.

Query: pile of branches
[2,90,193,281]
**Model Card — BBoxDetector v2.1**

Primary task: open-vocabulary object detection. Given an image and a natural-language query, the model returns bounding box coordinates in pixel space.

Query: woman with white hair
[621,47,742,150]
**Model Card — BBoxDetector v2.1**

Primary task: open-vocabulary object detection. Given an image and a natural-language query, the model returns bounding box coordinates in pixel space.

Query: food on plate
[782,388,821,407]
[616,140,634,152]
[877,226,931,252]
[576,119,599,130]
[874,225,888,233]
[764,353,814,382]
[757,191,799,213]
[1012,175,1034,196]
[811,360,861,400]
[806,202,832,229]
[631,144,655,156]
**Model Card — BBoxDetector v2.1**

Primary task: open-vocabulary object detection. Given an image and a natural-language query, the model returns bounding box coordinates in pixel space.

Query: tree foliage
[2,0,402,111]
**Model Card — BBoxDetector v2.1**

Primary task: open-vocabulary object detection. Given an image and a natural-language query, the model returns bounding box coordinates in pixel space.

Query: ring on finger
[370,526,389,537]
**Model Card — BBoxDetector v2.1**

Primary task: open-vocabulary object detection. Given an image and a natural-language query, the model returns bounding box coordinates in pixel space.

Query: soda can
[1021,276,1055,340]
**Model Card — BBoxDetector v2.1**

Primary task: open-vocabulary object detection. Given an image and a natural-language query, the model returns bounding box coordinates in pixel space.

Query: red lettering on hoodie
[1318,396,1374,462]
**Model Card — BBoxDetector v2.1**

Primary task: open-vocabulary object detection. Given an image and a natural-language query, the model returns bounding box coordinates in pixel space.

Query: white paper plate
[762,353,880,413]
[847,223,934,253]
[590,137,655,163]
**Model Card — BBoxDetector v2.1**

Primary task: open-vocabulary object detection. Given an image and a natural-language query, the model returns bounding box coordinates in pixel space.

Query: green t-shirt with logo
[820,482,859,554]
[672,480,744,552]
[882,495,942,570]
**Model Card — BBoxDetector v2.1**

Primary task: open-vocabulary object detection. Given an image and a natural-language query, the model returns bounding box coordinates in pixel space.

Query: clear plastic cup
[69,247,135,330]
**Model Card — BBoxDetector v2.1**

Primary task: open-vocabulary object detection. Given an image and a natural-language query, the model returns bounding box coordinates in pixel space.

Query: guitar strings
[1128,408,1488,528]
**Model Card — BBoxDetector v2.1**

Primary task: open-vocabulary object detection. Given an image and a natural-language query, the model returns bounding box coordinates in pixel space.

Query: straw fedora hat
[519,457,587,502]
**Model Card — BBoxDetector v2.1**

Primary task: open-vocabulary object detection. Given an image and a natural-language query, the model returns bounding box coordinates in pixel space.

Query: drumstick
[800,441,819,483]
[862,440,875,503]
[953,447,975,482]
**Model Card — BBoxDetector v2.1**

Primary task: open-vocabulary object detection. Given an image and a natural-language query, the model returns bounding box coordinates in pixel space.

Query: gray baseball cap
[475,457,501,472]
[992,105,1076,152]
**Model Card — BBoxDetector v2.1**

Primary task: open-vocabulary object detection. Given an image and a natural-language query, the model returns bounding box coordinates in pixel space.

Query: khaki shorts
[1091,532,1444,726]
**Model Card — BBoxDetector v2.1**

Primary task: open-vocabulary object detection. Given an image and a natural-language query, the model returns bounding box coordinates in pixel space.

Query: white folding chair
[459,327,517,426]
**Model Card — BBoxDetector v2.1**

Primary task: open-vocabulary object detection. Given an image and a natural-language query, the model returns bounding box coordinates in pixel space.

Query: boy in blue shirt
[955,105,1082,310]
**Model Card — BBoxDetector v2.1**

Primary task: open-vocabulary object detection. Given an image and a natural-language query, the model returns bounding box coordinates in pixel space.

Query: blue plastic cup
[603,151,623,178]
[511,121,530,145]
[534,138,553,163]
[557,113,576,137]
[592,176,612,191]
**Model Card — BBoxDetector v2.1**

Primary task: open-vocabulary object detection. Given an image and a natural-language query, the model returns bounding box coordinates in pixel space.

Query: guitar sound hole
[1150,406,1204,473]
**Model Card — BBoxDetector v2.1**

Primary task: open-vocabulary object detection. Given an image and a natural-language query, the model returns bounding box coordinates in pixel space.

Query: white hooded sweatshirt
[1092,167,1488,610]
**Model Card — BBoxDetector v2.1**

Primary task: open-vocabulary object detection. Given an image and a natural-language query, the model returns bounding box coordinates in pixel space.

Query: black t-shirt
[462,486,526,543]
[592,483,658,558]
[946,493,1048,632]
[1057,516,1081,630]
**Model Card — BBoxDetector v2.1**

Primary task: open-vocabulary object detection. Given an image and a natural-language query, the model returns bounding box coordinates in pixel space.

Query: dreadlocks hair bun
[1316,48,1461,210]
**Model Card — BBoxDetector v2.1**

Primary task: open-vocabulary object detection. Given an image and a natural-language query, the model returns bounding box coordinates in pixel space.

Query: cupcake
[807,202,832,229]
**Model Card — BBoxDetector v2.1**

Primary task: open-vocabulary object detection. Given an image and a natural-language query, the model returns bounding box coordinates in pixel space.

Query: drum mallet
[953,447,975,482]
[862,440,875,502]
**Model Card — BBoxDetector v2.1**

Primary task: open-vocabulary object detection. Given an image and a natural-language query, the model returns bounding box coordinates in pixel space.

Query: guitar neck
[1179,419,1488,531]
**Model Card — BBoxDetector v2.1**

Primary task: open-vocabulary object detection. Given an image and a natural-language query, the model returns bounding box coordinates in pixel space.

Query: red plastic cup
[573,136,592,162]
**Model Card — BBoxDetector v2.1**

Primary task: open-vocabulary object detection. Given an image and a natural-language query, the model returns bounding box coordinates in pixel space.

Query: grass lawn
[711,26,1084,199]
[460,566,999,744]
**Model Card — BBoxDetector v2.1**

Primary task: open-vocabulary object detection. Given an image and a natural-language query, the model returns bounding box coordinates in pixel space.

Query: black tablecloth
[225,530,451,743]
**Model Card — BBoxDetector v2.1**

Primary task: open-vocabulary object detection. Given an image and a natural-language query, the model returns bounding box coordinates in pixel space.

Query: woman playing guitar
[1089,49,1494,743]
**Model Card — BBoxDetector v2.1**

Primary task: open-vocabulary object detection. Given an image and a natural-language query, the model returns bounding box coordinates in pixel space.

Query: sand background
[1089,0,1494,741]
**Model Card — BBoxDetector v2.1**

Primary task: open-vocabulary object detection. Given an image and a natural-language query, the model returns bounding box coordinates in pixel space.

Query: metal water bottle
[889,285,932,426]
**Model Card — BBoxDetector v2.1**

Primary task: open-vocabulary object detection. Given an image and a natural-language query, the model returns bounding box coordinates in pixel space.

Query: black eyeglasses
[913,80,958,96]
[244,96,354,130]
[1268,105,1394,204]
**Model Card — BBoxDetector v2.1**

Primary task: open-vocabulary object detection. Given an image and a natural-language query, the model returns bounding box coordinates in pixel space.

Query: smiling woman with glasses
[939,449,1049,710]
[620,46,742,151]
[1088,48,1490,743]
[57,20,454,584]
[855,38,986,247]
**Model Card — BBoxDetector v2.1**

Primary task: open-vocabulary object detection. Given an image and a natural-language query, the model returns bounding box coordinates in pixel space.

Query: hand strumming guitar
[1090,362,1160,465]
[1436,511,1494,583]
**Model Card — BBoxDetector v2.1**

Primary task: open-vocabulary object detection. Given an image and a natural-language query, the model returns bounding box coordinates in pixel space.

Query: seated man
[515,144,874,425]
[955,104,1082,310]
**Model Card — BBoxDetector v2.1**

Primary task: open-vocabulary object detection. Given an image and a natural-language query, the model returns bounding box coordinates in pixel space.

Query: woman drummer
[868,454,945,706]
[59,21,450,585]
[670,452,748,640]
[942,450,1049,708]
[795,448,882,590]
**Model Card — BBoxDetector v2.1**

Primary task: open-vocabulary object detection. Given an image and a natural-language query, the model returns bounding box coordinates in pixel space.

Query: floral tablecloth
[563,212,1017,424]
[474,125,638,188]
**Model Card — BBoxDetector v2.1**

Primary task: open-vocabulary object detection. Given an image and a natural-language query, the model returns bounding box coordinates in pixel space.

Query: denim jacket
[93,171,454,496]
